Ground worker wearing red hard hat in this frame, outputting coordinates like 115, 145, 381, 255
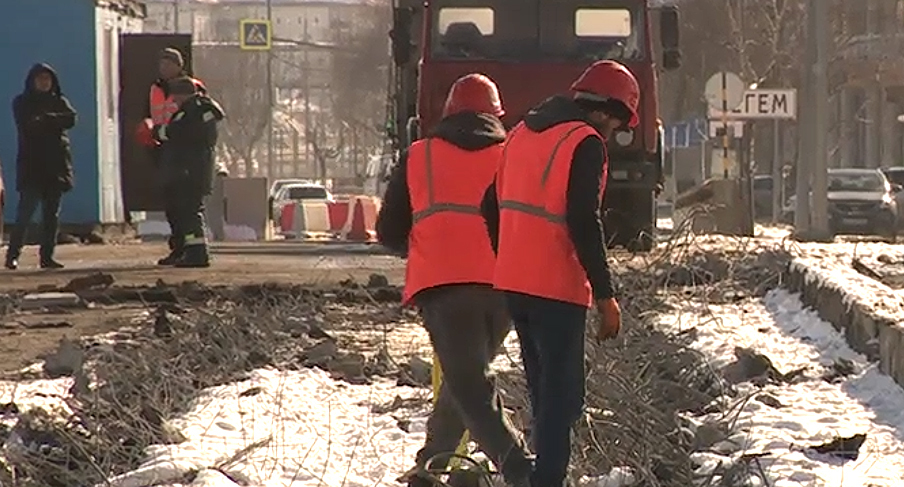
480, 60, 638, 487
377, 74, 533, 487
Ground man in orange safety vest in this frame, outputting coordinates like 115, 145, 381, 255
481, 60, 638, 487
377, 74, 533, 487
142, 48, 206, 266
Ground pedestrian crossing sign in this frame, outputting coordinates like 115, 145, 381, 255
240, 19, 272, 51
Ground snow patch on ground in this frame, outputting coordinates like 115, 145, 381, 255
103, 368, 428, 487
660, 289, 904, 486
0, 377, 72, 415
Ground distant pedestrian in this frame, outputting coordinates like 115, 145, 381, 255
142, 47, 206, 266
152, 76, 224, 267
4, 63, 76, 270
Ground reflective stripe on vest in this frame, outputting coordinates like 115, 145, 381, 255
493, 121, 603, 308
403, 137, 501, 303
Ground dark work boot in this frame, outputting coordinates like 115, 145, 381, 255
174, 245, 210, 268
40, 259, 64, 270
4, 256, 17, 270
157, 249, 184, 266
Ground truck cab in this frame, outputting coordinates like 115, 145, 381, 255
389, 0, 680, 251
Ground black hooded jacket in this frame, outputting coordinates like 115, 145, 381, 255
376, 112, 506, 254
480, 95, 615, 300
154, 93, 226, 195
12, 63, 77, 193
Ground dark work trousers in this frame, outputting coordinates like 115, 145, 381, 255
6, 188, 63, 262
172, 186, 208, 247
504, 292, 587, 487
163, 186, 185, 254
152, 146, 182, 254
415, 284, 533, 485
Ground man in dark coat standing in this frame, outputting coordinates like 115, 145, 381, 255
153, 77, 224, 268
5, 63, 76, 270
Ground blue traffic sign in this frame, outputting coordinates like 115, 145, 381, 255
240, 19, 272, 50
664, 118, 707, 148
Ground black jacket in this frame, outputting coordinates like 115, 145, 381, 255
376, 112, 507, 255
480, 96, 615, 300
154, 93, 225, 194
12, 63, 77, 193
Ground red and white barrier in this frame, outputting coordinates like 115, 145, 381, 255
340, 196, 380, 242
327, 200, 351, 233
278, 200, 332, 239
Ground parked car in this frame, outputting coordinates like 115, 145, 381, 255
270, 178, 309, 199
827, 168, 899, 240
272, 183, 334, 223
781, 168, 900, 240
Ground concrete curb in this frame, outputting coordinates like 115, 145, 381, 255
784, 260, 904, 388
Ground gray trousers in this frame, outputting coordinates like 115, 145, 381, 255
414, 284, 533, 485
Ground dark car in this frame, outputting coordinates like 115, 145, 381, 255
827, 168, 899, 240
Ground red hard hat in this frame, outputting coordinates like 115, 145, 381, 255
442, 73, 504, 118
570, 60, 640, 128
135, 118, 157, 147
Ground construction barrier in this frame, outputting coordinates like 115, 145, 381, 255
340, 196, 380, 242
327, 200, 351, 233
278, 200, 332, 239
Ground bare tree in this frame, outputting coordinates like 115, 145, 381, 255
195, 46, 270, 176
328, 4, 392, 180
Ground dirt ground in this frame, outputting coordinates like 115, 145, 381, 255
0, 241, 405, 373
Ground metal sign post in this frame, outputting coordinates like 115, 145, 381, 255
704, 72, 744, 179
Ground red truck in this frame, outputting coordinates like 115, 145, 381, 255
389, 0, 680, 251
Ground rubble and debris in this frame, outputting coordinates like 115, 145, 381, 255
805, 433, 868, 461
62, 272, 115, 292
19, 292, 82, 311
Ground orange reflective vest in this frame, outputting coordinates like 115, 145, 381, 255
404, 137, 502, 303
149, 77, 204, 125
493, 121, 605, 308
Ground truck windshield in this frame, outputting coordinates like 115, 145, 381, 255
430, 0, 645, 62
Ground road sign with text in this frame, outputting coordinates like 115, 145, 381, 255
708, 89, 797, 120
240, 19, 272, 50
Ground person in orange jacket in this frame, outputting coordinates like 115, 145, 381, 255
141, 48, 206, 266
480, 60, 636, 487
377, 74, 533, 487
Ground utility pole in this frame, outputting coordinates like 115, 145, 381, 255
172, 0, 179, 33
266, 0, 274, 178
771, 120, 782, 223
304, 17, 313, 179
809, 0, 830, 237
793, 0, 815, 236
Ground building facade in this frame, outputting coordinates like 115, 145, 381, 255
835, 0, 904, 168
0, 0, 143, 226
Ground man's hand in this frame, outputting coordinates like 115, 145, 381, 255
594, 297, 622, 342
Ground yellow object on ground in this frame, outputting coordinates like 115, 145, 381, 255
432, 352, 471, 468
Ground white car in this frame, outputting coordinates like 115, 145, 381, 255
273, 183, 334, 223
